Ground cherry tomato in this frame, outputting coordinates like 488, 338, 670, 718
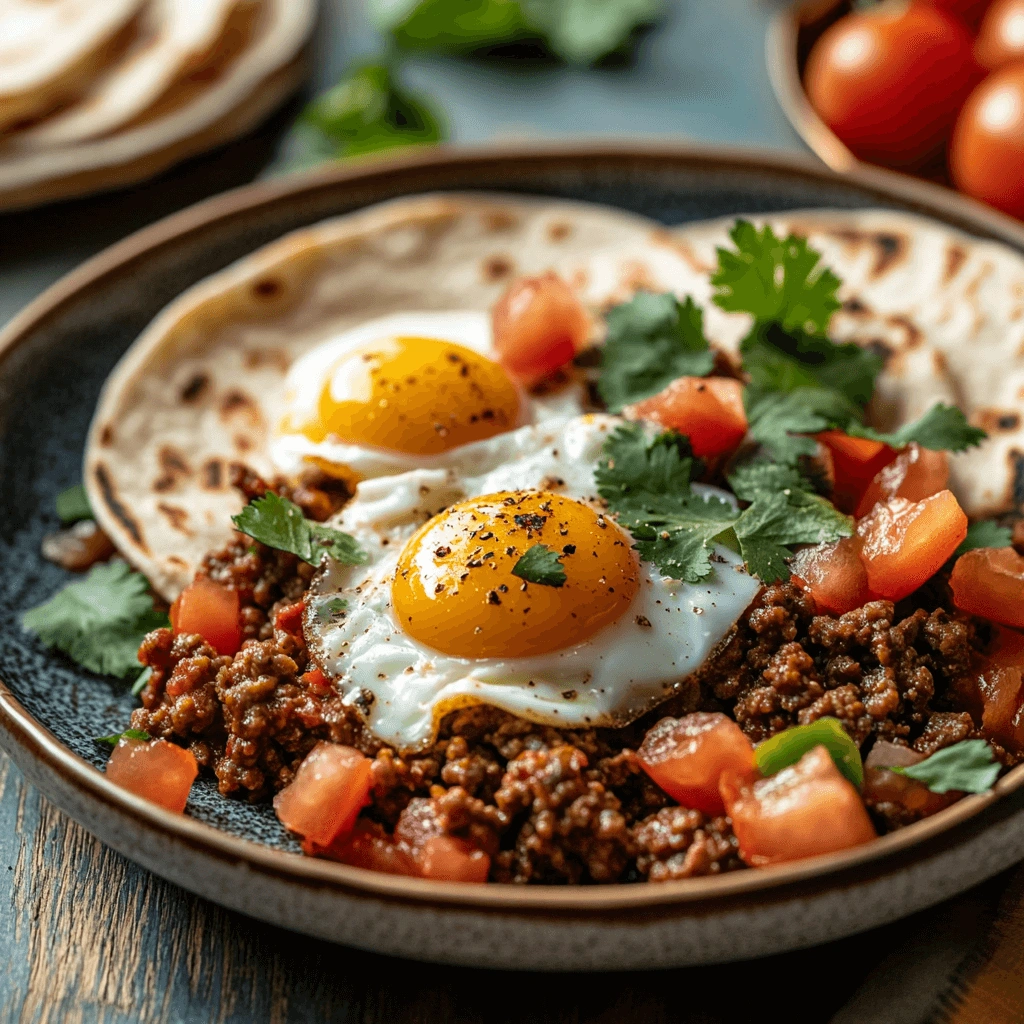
790, 536, 874, 616
921, 0, 992, 30
273, 742, 372, 848
720, 746, 876, 867
637, 713, 756, 816
817, 431, 896, 513
976, 0, 1024, 68
492, 272, 591, 386
105, 737, 198, 813
950, 65, 1024, 219
170, 577, 242, 656
626, 376, 748, 458
805, 4, 980, 169
857, 490, 968, 600
951, 545, 1024, 627
854, 443, 949, 518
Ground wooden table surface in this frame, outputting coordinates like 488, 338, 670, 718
2, 2, 1017, 1021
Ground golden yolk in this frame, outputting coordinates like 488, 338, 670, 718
294, 337, 521, 455
392, 491, 640, 659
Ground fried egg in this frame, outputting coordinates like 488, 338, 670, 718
304, 415, 762, 751
270, 311, 584, 481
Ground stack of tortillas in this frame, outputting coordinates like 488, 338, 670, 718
0, 0, 316, 210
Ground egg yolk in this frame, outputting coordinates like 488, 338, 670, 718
293, 336, 522, 455
392, 491, 640, 659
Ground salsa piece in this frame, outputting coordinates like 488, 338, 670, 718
170, 576, 242, 657
856, 490, 968, 601
394, 798, 491, 883
720, 745, 876, 867
818, 431, 896, 514
626, 376, 747, 458
273, 742, 372, 848
105, 737, 198, 813
492, 272, 591, 386
861, 740, 959, 821
790, 536, 873, 616
854, 444, 949, 518
314, 821, 418, 876
637, 713, 756, 816
970, 626, 1024, 754
754, 717, 864, 787
951, 546, 1024, 630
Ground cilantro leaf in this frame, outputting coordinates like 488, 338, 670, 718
597, 292, 714, 412
56, 484, 92, 524
232, 492, 366, 567
847, 403, 987, 453
22, 562, 168, 679
521, 0, 663, 64
893, 739, 1000, 794
512, 544, 567, 587
744, 386, 860, 464
95, 729, 151, 747
712, 220, 842, 338
955, 520, 1014, 557
727, 459, 811, 502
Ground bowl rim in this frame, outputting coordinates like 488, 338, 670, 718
4, 137, 1024, 913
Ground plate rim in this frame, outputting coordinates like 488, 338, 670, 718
4, 138, 1024, 914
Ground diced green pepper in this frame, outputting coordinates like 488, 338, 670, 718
754, 717, 863, 788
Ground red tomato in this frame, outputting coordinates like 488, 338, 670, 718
105, 737, 198, 813
817, 431, 897, 514
301, 666, 332, 694
170, 577, 242, 657
492, 272, 591, 386
311, 822, 418, 876
720, 745, 876, 867
922, 0, 992, 30
790, 536, 874, 616
394, 798, 491, 883
976, 0, 1024, 68
950, 65, 1024, 219
951, 545, 1024, 627
274, 600, 305, 635
637, 713, 756, 815
971, 625, 1024, 752
273, 742, 372, 848
856, 490, 968, 600
854, 443, 949, 518
804, 4, 980, 169
626, 377, 748, 458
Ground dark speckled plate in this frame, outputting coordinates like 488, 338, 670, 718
3, 143, 1024, 970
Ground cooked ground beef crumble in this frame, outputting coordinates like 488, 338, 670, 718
130, 503, 1000, 883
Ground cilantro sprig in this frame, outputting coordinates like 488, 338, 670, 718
596, 424, 851, 583
22, 562, 168, 679
232, 492, 367, 567
892, 739, 1000, 794
955, 520, 1013, 557
512, 544, 567, 587
56, 484, 93, 525
95, 729, 151, 747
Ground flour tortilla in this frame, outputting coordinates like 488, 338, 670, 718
84, 193, 715, 601
0, 0, 145, 132
13, 0, 241, 148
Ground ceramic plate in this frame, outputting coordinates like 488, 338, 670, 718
3, 142, 1024, 970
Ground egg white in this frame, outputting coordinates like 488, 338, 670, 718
304, 415, 763, 751
270, 311, 585, 479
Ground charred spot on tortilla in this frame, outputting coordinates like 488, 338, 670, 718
1010, 450, 1024, 512
153, 445, 191, 492
977, 409, 1022, 434
620, 260, 657, 293
167, 555, 188, 568
886, 314, 923, 351
482, 255, 514, 282
202, 459, 223, 490
482, 210, 517, 232
234, 435, 253, 453
93, 463, 146, 552
842, 297, 870, 317
180, 373, 210, 403
219, 389, 262, 427
547, 221, 572, 242
827, 227, 908, 279
252, 277, 283, 300
157, 503, 192, 536
243, 348, 290, 372
99, 424, 114, 447
944, 244, 968, 284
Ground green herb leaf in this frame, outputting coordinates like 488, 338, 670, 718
131, 665, 153, 697
755, 718, 864, 787
317, 597, 349, 622
893, 739, 1000, 794
232, 492, 366, 567
521, 0, 663, 64
597, 292, 715, 412
847, 403, 987, 453
727, 459, 812, 503
22, 562, 168, 679
955, 520, 1014, 557
55, 484, 93, 524
512, 544, 567, 587
743, 385, 860, 464
95, 728, 151, 747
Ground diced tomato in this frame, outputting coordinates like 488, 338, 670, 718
862, 741, 958, 819
273, 742, 372, 848
310, 821, 419, 876
492, 272, 591, 386
105, 737, 198, 813
301, 666, 332, 694
970, 626, 1024, 753
393, 797, 492, 883
720, 745, 876, 867
170, 577, 242, 656
951, 546, 1024, 629
854, 444, 949, 518
626, 376, 748, 458
790, 536, 874, 615
817, 431, 896, 514
274, 600, 305, 635
856, 490, 968, 601
637, 713, 756, 815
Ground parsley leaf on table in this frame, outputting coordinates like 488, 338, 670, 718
955, 520, 1014, 557
892, 739, 1001, 794
512, 544, 567, 587
22, 562, 168, 679
597, 292, 715, 412
55, 484, 93, 525
232, 492, 367, 567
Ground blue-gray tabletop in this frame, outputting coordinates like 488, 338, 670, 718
0, 2, 1014, 1021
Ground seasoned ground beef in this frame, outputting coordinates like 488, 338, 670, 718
632, 807, 743, 881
